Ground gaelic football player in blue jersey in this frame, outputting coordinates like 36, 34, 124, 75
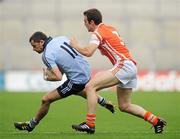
14, 31, 115, 132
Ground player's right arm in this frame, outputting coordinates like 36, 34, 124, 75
43, 50, 62, 81
43, 67, 62, 81
70, 37, 98, 57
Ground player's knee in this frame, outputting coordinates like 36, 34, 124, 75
118, 103, 129, 112
41, 95, 51, 104
85, 83, 95, 92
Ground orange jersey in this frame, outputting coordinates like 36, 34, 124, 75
90, 23, 136, 65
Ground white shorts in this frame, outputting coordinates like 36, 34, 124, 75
110, 60, 137, 88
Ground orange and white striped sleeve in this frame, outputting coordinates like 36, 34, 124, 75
89, 31, 102, 46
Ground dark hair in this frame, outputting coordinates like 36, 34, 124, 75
83, 8, 102, 25
29, 31, 47, 43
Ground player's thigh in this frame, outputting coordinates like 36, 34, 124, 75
112, 60, 137, 86
75, 90, 86, 98
44, 89, 62, 103
116, 87, 132, 106
88, 70, 120, 91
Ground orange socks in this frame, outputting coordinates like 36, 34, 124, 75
144, 111, 158, 126
86, 113, 96, 127
86, 112, 158, 127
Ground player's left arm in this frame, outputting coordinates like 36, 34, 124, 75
43, 67, 62, 81
70, 37, 98, 57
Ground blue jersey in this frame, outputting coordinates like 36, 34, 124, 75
42, 36, 90, 84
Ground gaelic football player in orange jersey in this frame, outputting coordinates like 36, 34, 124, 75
71, 8, 166, 134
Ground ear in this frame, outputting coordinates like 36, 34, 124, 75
40, 40, 45, 45
90, 20, 95, 25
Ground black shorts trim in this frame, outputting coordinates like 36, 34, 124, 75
57, 79, 86, 98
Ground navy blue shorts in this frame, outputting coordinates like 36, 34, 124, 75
57, 79, 86, 98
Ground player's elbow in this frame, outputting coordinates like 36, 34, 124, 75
54, 70, 62, 81
57, 76, 62, 81
53, 75, 62, 81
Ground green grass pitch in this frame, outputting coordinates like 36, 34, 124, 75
0, 91, 180, 139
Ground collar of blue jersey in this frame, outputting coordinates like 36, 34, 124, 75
43, 36, 53, 50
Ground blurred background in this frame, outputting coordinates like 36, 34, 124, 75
0, 0, 180, 92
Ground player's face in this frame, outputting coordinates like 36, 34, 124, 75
84, 16, 95, 32
30, 40, 44, 54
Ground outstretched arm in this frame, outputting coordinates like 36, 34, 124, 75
70, 37, 98, 57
